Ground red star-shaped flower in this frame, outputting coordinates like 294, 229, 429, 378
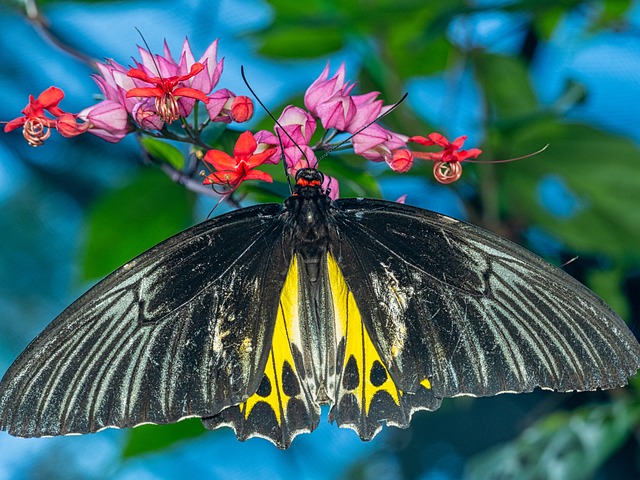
203, 131, 276, 187
4, 87, 68, 146
409, 133, 482, 163
126, 63, 208, 123
409, 132, 482, 184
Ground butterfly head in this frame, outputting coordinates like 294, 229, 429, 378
293, 168, 325, 197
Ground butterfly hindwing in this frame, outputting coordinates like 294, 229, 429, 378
331, 198, 640, 399
203, 256, 320, 449
326, 254, 441, 440
0, 204, 291, 437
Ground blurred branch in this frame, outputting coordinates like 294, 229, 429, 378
23, 0, 97, 67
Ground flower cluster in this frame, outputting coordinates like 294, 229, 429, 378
4, 38, 482, 199
4, 39, 253, 146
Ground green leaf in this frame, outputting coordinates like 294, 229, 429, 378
598, 0, 632, 27
321, 155, 382, 198
587, 266, 629, 320
139, 137, 186, 170
81, 168, 195, 281
259, 25, 345, 58
467, 401, 640, 480
501, 121, 640, 262
385, 6, 451, 78
474, 53, 539, 119
122, 419, 207, 459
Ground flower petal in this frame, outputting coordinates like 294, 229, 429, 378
126, 87, 165, 98
172, 87, 209, 103
36, 86, 65, 110
203, 150, 238, 170
243, 169, 273, 183
246, 148, 278, 168
233, 131, 258, 159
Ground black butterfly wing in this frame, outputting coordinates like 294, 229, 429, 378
0, 204, 291, 437
330, 198, 640, 401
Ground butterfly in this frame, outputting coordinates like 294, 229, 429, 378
1, 167, 639, 449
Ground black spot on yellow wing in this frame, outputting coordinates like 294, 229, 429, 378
255, 373, 271, 398
326, 254, 440, 440
282, 361, 301, 397
343, 355, 359, 390
370, 360, 388, 387
202, 257, 319, 448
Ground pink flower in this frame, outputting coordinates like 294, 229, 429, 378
303, 62, 410, 171
205, 89, 254, 123
203, 131, 276, 187
77, 100, 130, 143
304, 63, 356, 130
254, 106, 318, 172
126, 63, 208, 123
92, 38, 224, 129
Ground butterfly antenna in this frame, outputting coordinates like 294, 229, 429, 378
241, 66, 311, 171
275, 128, 294, 192
135, 27, 163, 78
317, 92, 409, 161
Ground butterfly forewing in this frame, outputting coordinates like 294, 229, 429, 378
0, 204, 291, 437
331, 198, 640, 398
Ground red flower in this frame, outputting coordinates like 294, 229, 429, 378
230, 96, 254, 123
409, 133, 482, 163
203, 131, 276, 187
126, 63, 209, 123
4, 87, 69, 146
409, 132, 482, 184
388, 149, 414, 173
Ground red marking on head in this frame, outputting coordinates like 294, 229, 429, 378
296, 178, 321, 187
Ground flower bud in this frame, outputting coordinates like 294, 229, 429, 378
230, 96, 254, 123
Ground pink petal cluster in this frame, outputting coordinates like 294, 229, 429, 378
92, 38, 250, 132
255, 106, 318, 171
304, 63, 408, 171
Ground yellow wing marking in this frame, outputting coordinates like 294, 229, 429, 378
240, 257, 300, 425
327, 254, 401, 414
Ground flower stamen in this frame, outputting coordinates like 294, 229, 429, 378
155, 93, 180, 124
433, 161, 462, 184
23, 118, 52, 147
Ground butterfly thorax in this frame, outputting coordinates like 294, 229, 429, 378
284, 168, 336, 282
281, 168, 340, 403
